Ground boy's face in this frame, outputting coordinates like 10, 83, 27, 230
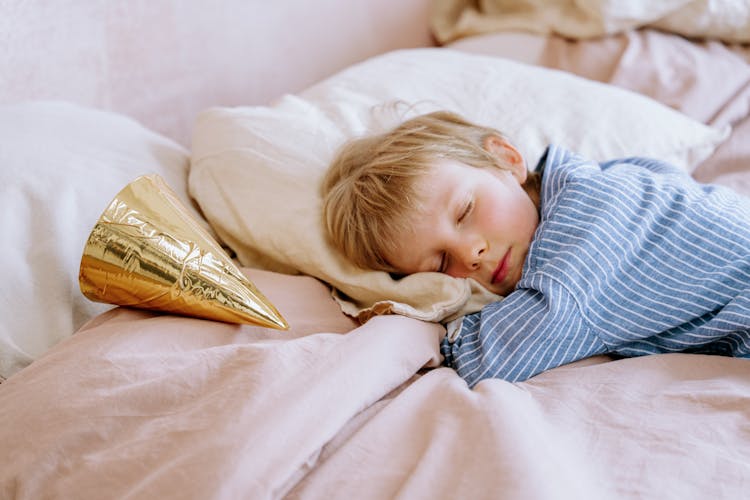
385, 156, 539, 296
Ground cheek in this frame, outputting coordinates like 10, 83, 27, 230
478, 196, 515, 228
478, 190, 536, 235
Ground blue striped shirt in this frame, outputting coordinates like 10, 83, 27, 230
442, 145, 750, 387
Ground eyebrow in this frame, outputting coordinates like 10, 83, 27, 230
414, 178, 466, 273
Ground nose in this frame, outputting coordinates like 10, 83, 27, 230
455, 236, 486, 272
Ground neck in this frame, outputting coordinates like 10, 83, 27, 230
523, 171, 542, 211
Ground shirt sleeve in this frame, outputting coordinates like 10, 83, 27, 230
444, 282, 607, 387
536, 146, 750, 357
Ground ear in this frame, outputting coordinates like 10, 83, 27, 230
483, 135, 527, 183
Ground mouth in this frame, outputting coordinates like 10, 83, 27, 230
491, 250, 511, 285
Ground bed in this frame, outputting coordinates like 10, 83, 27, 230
2, 1, 750, 498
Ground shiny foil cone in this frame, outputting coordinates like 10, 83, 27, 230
79, 174, 288, 330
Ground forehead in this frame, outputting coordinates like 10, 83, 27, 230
385, 159, 472, 270
417, 157, 471, 195
405, 160, 461, 219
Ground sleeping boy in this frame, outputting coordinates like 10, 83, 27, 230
321, 110, 750, 387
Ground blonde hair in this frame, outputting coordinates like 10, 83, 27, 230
321, 110, 527, 273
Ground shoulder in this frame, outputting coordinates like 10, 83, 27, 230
538, 146, 690, 186
537, 146, 695, 218
536, 145, 643, 214
600, 155, 689, 178
537, 145, 600, 192
535, 145, 603, 224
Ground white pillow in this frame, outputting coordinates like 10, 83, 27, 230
0, 101, 200, 380
189, 48, 728, 324
431, 0, 750, 43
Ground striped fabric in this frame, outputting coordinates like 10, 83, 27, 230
442, 145, 750, 387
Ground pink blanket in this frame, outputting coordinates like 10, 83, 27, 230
2, 269, 750, 499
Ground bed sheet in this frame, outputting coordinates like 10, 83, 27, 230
2, 269, 750, 499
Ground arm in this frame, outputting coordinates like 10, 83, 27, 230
444, 286, 606, 387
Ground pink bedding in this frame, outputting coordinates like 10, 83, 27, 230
4, 27, 750, 500
2, 269, 749, 498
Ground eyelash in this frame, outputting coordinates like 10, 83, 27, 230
437, 199, 474, 273
458, 199, 473, 224
438, 252, 447, 273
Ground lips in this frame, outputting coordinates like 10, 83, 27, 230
491, 250, 511, 285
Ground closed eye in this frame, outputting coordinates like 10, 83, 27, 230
458, 199, 473, 224
437, 252, 447, 273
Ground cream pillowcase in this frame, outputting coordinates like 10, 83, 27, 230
431, 0, 750, 44
189, 48, 728, 324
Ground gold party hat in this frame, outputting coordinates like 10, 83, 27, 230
79, 174, 288, 329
